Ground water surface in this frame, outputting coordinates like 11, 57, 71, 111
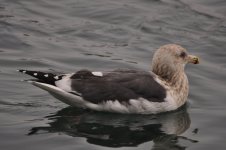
1, 0, 226, 150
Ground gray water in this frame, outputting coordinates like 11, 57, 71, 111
1, 0, 226, 149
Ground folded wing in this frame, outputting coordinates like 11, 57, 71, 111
60, 69, 167, 104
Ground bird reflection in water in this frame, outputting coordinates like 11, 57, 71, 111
28, 105, 198, 149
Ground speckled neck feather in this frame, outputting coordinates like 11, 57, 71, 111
152, 64, 184, 85
152, 64, 189, 107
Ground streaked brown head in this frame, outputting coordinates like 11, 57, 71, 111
151, 44, 199, 80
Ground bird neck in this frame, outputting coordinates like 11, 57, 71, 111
152, 63, 189, 107
154, 66, 189, 107
152, 64, 186, 87
171, 72, 189, 108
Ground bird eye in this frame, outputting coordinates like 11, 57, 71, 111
180, 52, 186, 58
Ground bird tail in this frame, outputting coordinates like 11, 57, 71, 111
17, 69, 61, 85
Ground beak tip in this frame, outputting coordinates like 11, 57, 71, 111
194, 57, 199, 64
187, 55, 200, 64
193, 58, 199, 64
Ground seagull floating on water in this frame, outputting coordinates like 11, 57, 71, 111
18, 44, 199, 114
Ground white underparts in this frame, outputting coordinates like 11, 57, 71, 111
84, 97, 178, 114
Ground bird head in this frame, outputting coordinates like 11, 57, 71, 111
151, 44, 199, 80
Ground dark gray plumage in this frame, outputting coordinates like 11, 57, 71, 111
70, 69, 166, 104
18, 69, 166, 104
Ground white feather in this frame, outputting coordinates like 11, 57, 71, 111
92, 72, 103, 77
55, 74, 72, 92
30, 81, 86, 107
54, 76, 59, 80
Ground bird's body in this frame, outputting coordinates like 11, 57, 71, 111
18, 44, 199, 114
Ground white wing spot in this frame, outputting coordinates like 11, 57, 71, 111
44, 74, 49, 77
34, 73, 38, 76
92, 72, 103, 77
22, 71, 26, 73
54, 76, 59, 80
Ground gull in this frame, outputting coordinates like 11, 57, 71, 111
18, 44, 199, 114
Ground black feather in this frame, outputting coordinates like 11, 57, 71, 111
17, 69, 62, 85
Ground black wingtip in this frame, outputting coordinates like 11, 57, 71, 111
17, 69, 63, 85
17, 69, 27, 73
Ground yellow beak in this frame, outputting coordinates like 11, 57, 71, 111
187, 55, 199, 64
